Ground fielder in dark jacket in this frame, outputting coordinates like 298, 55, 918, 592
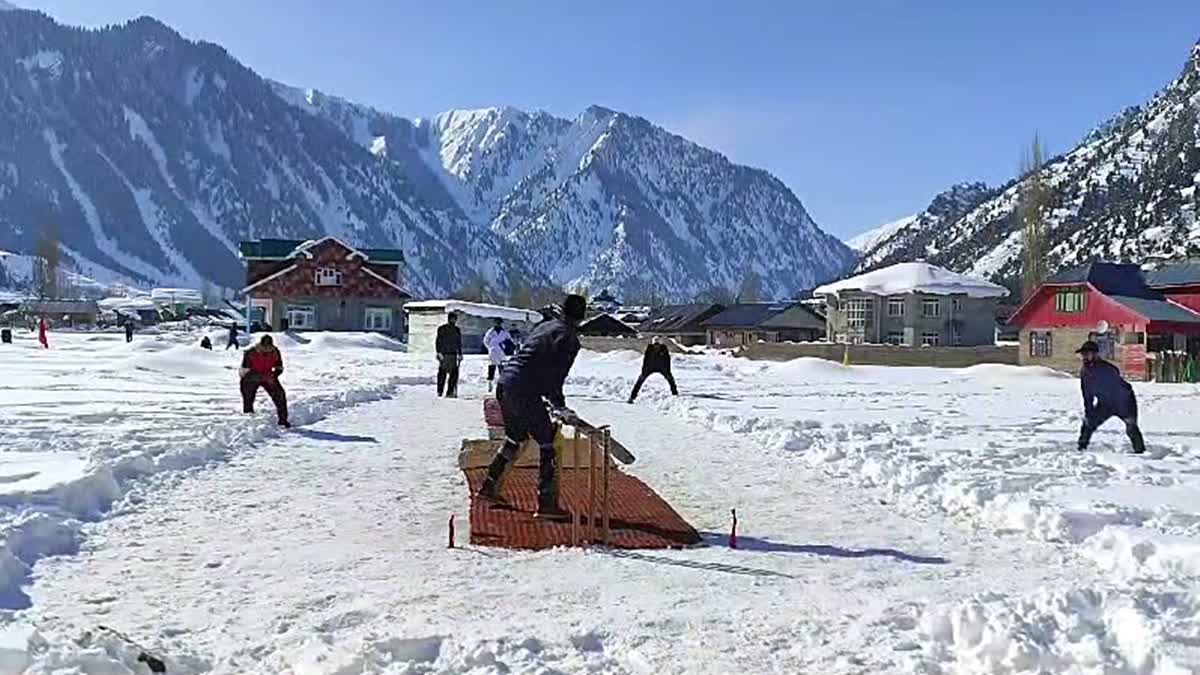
477, 294, 587, 520
435, 312, 463, 398
628, 336, 677, 403
1077, 340, 1146, 454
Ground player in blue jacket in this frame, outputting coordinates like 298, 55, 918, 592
1076, 340, 1146, 454
476, 294, 587, 520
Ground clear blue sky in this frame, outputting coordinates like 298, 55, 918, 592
17, 0, 1200, 238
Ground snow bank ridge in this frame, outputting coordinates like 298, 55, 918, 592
0, 373, 427, 612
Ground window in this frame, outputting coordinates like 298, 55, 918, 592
1122, 332, 1145, 345
1055, 289, 1086, 313
315, 267, 344, 286
951, 324, 963, 346
887, 297, 905, 317
286, 305, 315, 330
1030, 331, 1052, 357
365, 307, 392, 331
886, 331, 904, 346
921, 331, 941, 347
922, 298, 941, 317
952, 298, 963, 313
845, 298, 872, 329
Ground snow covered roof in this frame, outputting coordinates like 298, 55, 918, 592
814, 262, 1009, 299
98, 297, 159, 311
151, 288, 204, 303
403, 300, 542, 323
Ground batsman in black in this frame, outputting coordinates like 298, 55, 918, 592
476, 295, 587, 520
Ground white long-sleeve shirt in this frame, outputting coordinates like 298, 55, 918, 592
482, 327, 513, 365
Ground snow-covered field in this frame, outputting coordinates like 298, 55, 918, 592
1, 332, 1199, 673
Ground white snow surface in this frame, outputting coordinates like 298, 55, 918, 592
816, 261, 1011, 298
845, 214, 918, 252
2, 338, 1199, 672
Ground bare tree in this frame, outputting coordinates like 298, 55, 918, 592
453, 273, 488, 303
200, 280, 218, 308
694, 285, 735, 306
33, 224, 62, 299
529, 284, 564, 309
506, 270, 533, 308
1019, 133, 1050, 299
736, 272, 763, 303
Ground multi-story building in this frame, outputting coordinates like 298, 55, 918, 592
815, 262, 1008, 346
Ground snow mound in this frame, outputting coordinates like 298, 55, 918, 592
297, 332, 408, 353
814, 262, 1010, 298
772, 356, 863, 379
916, 587, 1200, 674
957, 363, 1074, 380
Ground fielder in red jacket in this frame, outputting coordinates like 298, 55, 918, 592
240, 334, 290, 427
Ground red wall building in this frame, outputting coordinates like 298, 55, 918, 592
1009, 262, 1200, 380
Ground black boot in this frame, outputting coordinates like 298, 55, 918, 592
476, 448, 514, 507
533, 444, 568, 521
1126, 421, 1147, 455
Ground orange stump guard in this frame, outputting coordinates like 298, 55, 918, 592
464, 467, 701, 550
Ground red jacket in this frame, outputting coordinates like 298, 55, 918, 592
241, 346, 282, 378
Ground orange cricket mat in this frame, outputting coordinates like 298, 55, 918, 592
463, 466, 702, 550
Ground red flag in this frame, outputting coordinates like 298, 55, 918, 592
37, 318, 48, 349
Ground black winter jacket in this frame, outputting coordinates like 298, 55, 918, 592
498, 318, 580, 407
642, 343, 671, 372
436, 323, 462, 356
1081, 359, 1136, 418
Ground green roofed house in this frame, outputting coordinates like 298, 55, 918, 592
239, 237, 410, 335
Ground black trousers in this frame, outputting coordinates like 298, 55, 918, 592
1079, 403, 1146, 453
437, 355, 460, 397
483, 390, 557, 505
241, 375, 288, 424
629, 368, 678, 401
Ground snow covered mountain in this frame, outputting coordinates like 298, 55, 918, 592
854, 182, 999, 272
0, 10, 538, 299
857, 40, 1200, 285
276, 90, 856, 301
0, 8, 853, 301
845, 215, 917, 252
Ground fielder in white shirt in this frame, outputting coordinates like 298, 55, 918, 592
482, 318, 515, 392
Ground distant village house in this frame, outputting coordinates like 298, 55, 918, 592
703, 302, 826, 347
240, 237, 410, 335
638, 303, 726, 346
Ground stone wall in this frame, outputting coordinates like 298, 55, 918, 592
1019, 327, 1090, 374
580, 336, 693, 354
740, 342, 1018, 367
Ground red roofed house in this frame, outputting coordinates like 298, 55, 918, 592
239, 237, 411, 335
1008, 261, 1200, 380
